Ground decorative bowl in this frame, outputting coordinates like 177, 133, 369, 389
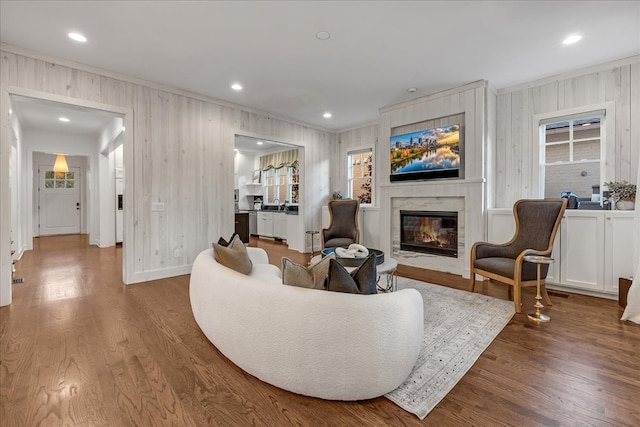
321, 247, 384, 267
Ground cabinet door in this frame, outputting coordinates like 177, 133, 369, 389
487, 209, 515, 244
257, 212, 273, 237
559, 213, 604, 292
603, 213, 635, 294
273, 213, 287, 239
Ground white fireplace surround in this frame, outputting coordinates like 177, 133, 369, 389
380, 180, 485, 278
394, 197, 463, 257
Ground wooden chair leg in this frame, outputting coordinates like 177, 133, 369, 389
469, 272, 476, 292
513, 284, 522, 313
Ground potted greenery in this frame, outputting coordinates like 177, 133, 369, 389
605, 180, 636, 210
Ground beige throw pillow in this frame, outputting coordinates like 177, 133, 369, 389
212, 234, 252, 275
282, 253, 336, 289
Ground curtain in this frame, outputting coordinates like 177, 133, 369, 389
259, 149, 298, 170
621, 149, 640, 323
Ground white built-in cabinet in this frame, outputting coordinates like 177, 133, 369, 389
487, 209, 634, 298
257, 212, 274, 237
273, 213, 287, 240
257, 211, 289, 240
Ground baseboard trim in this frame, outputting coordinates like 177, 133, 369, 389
129, 265, 193, 284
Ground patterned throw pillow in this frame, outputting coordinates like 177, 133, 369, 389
282, 253, 336, 289
212, 234, 252, 274
326, 254, 378, 295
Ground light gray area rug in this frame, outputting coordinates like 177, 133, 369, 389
385, 278, 514, 420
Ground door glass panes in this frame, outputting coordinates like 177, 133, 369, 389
45, 170, 75, 190
542, 115, 602, 200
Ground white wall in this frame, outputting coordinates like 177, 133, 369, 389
234, 150, 257, 211
494, 56, 640, 207
334, 123, 380, 249
98, 117, 124, 248
8, 112, 23, 259
1, 47, 335, 305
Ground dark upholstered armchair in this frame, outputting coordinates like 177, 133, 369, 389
469, 198, 567, 313
322, 199, 360, 248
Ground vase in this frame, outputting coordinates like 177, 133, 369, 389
616, 200, 635, 210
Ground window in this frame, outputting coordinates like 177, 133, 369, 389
44, 170, 75, 189
541, 113, 603, 200
347, 149, 373, 204
262, 162, 298, 204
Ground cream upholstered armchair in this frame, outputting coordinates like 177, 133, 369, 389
322, 199, 360, 248
469, 198, 567, 313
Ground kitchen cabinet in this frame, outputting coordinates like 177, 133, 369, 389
273, 213, 287, 240
257, 212, 274, 237
487, 209, 634, 298
257, 211, 293, 241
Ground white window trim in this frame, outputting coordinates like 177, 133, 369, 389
346, 145, 375, 206
533, 102, 615, 198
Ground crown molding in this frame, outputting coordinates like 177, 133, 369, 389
497, 55, 640, 94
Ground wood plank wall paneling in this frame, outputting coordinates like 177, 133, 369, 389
0, 49, 335, 302
333, 123, 378, 200
373, 81, 493, 277
495, 60, 640, 207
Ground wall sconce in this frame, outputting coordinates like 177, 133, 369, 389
53, 154, 69, 173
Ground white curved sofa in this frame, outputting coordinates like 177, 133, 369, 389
189, 247, 424, 401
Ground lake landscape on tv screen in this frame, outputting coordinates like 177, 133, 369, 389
390, 124, 460, 178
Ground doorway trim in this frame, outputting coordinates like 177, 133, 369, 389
1, 86, 135, 306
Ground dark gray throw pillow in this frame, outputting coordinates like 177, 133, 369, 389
326, 254, 378, 295
217, 232, 239, 247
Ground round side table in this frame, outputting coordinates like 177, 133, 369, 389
523, 255, 554, 323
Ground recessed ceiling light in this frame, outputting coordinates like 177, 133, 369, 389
68, 32, 87, 43
231, 83, 243, 91
563, 34, 582, 45
316, 31, 331, 40
407, 87, 417, 93
323, 112, 332, 118
256, 141, 263, 145
59, 117, 70, 122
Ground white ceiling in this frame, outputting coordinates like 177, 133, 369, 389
1, 1, 639, 131
10, 95, 120, 137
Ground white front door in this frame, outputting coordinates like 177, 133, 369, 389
39, 165, 81, 236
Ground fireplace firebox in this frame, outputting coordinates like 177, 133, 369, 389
400, 210, 458, 257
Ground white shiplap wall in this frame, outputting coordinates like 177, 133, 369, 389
0, 47, 335, 306
372, 81, 496, 277
494, 56, 640, 208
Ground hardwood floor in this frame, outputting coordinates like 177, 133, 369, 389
1, 235, 639, 426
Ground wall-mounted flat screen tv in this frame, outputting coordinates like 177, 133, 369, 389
390, 124, 461, 182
